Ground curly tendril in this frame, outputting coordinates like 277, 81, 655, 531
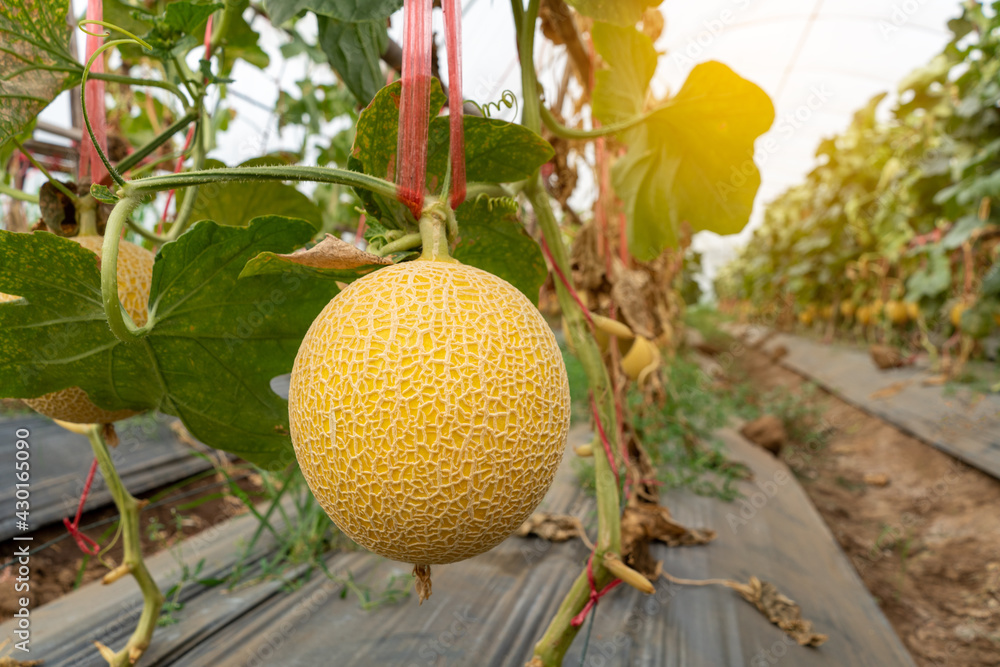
467, 90, 519, 120
79, 19, 153, 48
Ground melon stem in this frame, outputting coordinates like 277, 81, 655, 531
77, 423, 164, 667
418, 201, 458, 263
78, 195, 98, 237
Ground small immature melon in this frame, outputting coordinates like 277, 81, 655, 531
950, 302, 968, 329
289, 259, 571, 565
0, 235, 154, 423
884, 300, 909, 326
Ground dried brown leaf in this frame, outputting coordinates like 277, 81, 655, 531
39, 180, 77, 234
276, 234, 391, 271
621, 502, 715, 578
732, 576, 829, 647
870, 381, 908, 401
863, 472, 890, 487
516, 512, 589, 546
538, 0, 592, 89
869, 344, 906, 370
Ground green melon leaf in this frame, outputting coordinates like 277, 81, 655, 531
592, 23, 774, 260
181, 157, 323, 229
452, 197, 547, 305
0, 0, 82, 145
350, 80, 553, 224
427, 116, 555, 186
317, 16, 388, 106
163, 1, 222, 33
905, 248, 952, 301
0, 218, 341, 468
265, 0, 403, 26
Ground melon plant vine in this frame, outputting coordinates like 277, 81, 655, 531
0, 0, 773, 664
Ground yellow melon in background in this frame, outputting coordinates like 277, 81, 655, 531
950, 302, 968, 328
288, 259, 571, 566
1, 235, 154, 423
884, 300, 909, 326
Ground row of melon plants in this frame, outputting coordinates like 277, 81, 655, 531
716, 1, 1000, 373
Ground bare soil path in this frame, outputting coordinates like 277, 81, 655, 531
732, 344, 1000, 666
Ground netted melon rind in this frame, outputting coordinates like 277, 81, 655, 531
1, 236, 154, 424
289, 260, 571, 565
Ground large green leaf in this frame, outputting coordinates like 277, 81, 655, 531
905, 248, 951, 301
0, 0, 81, 145
0, 218, 342, 468
182, 158, 323, 229
593, 23, 774, 260
317, 16, 388, 106
427, 116, 555, 188
452, 197, 547, 305
566, 0, 660, 26
350, 80, 553, 224
591, 22, 657, 126
265, 0, 403, 25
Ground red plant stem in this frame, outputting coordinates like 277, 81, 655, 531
396, 0, 434, 219
81, 0, 108, 185
355, 213, 367, 245
63, 457, 101, 555
540, 236, 594, 328
443, 0, 466, 209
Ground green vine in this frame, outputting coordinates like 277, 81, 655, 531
512, 1, 630, 663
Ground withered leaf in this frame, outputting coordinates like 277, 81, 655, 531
273, 234, 391, 270
239, 233, 392, 281
732, 576, 829, 647
516, 512, 588, 544
869, 344, 906, 370
622, 501, 715, 578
